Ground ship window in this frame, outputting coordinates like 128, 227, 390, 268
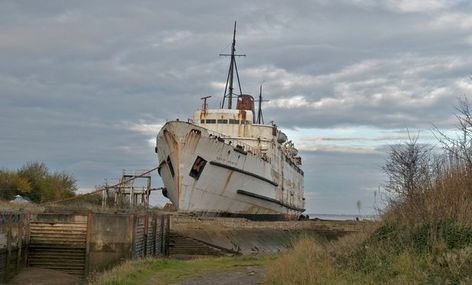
229, 119, 240, 124
200, 120, 205, 124
205, 119, 216, 124
189, 156, 207, 179
217, 119, 228, 124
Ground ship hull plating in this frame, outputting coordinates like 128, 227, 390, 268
156, 121, 305, 220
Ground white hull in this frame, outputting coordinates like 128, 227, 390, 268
156, 121, 305, 220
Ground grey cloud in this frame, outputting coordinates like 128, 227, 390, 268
1, 0, 471, 214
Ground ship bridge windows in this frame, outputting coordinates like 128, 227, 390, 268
201, 118, 248, 125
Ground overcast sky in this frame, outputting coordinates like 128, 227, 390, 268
1, 0, 471, 215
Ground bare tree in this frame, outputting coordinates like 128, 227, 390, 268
435, 97, 472, 170
383, 136, 432, 198
382, 135, 433, 223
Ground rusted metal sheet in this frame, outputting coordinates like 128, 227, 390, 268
28, 218, 87, 275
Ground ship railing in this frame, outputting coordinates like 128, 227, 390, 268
205, 129, 269, 157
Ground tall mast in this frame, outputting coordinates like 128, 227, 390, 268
220, 21, 245, 109
228, 22, 236, 109
256, 84, 268, 124
257, 85, 263, 124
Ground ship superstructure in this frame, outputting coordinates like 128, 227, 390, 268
156, 23, 305, 220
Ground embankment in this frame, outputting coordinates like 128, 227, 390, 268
170, 216, 370, 255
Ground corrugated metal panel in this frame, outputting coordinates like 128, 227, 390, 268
155, 216, 164, 256
133, 216, 145, 258
161, 215, 170, 256
130, 214, 170, 258
146, 217, 155, 256
28, 221, 87, 275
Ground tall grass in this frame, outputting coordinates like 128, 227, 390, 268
265, 168, 472, 284
266, 107, 472, 284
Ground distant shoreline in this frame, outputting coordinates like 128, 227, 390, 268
308, 213, 378, 221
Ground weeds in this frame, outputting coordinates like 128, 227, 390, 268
266, 100, 472, 284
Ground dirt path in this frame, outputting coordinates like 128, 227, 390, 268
171, 266, 265, 285
7, 268, 81, 285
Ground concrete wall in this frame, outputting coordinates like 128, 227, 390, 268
170, 216, 367, 255
88, 213, 133, 273
26, 211, 169, 276
0, 211, 29, 282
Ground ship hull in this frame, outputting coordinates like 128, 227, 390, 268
156, 121, 304, 220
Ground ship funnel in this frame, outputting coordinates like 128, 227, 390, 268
236, 94, 255, 112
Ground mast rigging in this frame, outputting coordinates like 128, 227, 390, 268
220, 21, 245, 109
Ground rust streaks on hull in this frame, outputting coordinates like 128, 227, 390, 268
220, 170, 234, 195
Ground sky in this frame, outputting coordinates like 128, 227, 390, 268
1, 0, 472, 215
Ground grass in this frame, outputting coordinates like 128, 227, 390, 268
0, 200, 44, 211
88, 256, 273, 285
265, 224, 472, 285
265, 139, 472, 284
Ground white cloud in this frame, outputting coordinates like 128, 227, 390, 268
54, 11, 81, 23
298, 144, 380, 154
151, 30, 193, 47
430, 12, 472, 30
387, 0, 449, 13
122, 121, 165, 136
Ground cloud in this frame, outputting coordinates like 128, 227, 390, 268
386, 0, 450, 13
1, 0, 471, 214
298, 144, 380, 154
255, 55, 472, 129
430, 12, 472, 30
122, 121, 165, 136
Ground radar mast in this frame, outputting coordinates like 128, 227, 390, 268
220, 21, 245, 109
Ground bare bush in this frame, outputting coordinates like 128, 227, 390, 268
382, 135, 434, 225
383, 99, 472, 227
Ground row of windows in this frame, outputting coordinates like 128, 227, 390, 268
200, 119, 251, 125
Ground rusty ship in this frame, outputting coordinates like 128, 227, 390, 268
155, 23, 305, 220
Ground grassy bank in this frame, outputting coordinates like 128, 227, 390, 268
266, 135, 472, 284
265, 222, 472, 284
88, 256, 273, 285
